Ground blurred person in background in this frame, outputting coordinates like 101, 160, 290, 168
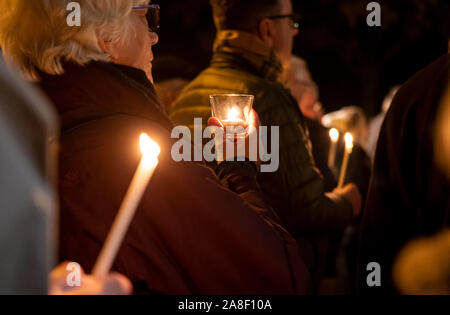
393, 229, 450, 295
284, 55, 323, 122
366, 86, 400, 162
0, 57, 131, 295
320, 105, 373, 294
322, 106, 369, 150
391, 77, 450, 295
152, 55, 201, 114
284, 55, 335, 192
0, 0, 310, 294
359, 53, 450, 295
321, 106, 371, 200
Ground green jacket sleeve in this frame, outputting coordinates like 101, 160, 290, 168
255, 85, 353, 235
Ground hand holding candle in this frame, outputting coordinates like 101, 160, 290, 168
92, 133, 160, 278
337, 132, 353, 189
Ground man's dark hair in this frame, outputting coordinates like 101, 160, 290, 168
210, 0, 281, 32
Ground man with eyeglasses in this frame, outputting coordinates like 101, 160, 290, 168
172, 0, 362, 290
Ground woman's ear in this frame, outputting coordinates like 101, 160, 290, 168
258, 19, 275, 48
98, 38, 118, 60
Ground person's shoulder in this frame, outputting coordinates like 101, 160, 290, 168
395, 54, 449, 102
172, 64, 289, 118
381, 54, 450, 150
184, 65, 279, 94
171, 65, 273, 113
60, 114, 172, 160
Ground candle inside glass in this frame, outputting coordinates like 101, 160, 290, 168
210, 94, 254, 138
221, 107, 246, 136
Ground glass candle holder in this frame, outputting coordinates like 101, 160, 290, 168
210, 94, 254, 138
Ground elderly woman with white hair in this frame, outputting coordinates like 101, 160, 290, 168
0, 0, 310, 294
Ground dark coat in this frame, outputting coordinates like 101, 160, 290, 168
37, 62, 310, 294
359, 54, 450, 294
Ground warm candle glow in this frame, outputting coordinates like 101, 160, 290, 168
227, 107, 241, 121
345, 133, 354, 151
329, 128, 339, 142
338, 132, 354, 188
328, 128, 339, 169
140, 133, 160, 160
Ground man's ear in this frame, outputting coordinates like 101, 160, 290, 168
258, 19, 275, 48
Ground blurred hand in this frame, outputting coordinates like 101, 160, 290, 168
208, 109, 261, 163
49, 262, 132, 295
334, 183, 362, 217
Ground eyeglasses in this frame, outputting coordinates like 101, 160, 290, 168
132, 4, 160, 32
266, 14, 301, 30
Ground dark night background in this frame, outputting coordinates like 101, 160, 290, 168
152, 0, 450, 117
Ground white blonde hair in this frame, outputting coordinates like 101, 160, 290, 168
0, 0, 149, 80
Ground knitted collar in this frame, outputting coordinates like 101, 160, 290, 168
213, 30, 283, 82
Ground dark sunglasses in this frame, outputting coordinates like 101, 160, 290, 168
266, 13, 301, 30
132, 4, 160, 32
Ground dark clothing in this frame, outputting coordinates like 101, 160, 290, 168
305, 118, 371, 200
37, 61, 310, 294
335, 141, 372, 204
304, 118, 337, 192
305, 118, 371, 290
172, 31, 353, 236
359, 54, 450, 294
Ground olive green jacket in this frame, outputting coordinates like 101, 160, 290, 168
171, 33, 352, 235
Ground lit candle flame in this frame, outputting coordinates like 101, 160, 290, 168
329, 128, 339, 142
344, 132, 354, 150
140, 133, 160, 164
227, 107, 240, 121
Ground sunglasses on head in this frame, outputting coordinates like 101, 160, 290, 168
132, 4, 160, 32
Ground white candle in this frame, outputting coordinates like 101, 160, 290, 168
328, 128, 340, 169
337, 133, 353, 188
92, 133, 160, 277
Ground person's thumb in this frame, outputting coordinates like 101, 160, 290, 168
207, 117, 223, 128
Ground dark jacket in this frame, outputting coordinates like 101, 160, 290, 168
359, 54, 450, 294
172, 46, 353, 236
304, 118, 338, 192
37, 61, 310, 295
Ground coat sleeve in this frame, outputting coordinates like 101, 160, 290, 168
254, 87, 354, 235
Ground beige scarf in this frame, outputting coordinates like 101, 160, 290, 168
213, 30, 283, 82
